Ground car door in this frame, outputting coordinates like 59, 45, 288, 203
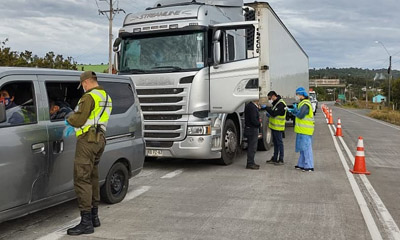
0, 75, 48, 211
209, 22, 259, 113
38, 75, 80, 197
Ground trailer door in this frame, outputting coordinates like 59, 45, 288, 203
209, 22, 259, 113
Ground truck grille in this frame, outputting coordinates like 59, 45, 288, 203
144, 115, 182, 121
145, 125, 181, 131
145, 133, 180, 138
141, 106, 182, 112
146, 141, 174, 148
139, 97, 183, 103
136, 84, 189, 142
137, 88, 184, 95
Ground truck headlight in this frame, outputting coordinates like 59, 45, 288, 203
187, 125, 211, 136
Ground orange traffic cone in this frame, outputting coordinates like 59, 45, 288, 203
335, 118, 343, 136
350, 137, 370, 175
324, 107, 329, 118
328, 109, 334, 125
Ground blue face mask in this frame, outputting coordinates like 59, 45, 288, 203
3, 97, 11, 106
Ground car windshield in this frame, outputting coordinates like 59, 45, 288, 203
119, 32, 205, 73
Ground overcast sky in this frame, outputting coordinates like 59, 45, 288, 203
1, 0, 399, 70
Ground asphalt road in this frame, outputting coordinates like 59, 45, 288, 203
324, 102, 400, 234
0, 109, 389, 240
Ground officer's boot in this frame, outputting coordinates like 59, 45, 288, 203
91, 207, 101, 227
67, 211, 94, 235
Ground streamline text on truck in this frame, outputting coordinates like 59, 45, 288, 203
113, 0, 309, 164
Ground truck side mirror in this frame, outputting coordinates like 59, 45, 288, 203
113, 52, 120, 73
113, 38, 122, 52
213, 30, 222, 66
0, 103, 6, 123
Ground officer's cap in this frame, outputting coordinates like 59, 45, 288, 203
78, 71, 97, 89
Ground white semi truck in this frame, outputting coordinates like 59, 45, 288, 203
113, 0, 309, 164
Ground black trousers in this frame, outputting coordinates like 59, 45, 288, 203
245, 127, 258, 165
272, 129, 284, 161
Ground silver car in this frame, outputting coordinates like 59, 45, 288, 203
0, 68, 145, 223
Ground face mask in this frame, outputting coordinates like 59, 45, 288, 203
295, 95, 300, 101
268, 100, 273, 104
3, 97, 11, 106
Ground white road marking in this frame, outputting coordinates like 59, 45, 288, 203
337, 134, 400, 239
160, 169, 184, 179
337, 107, 400, 131
123, 185, 151, 202
327, 124, 383, 240
36, 217, 80, 240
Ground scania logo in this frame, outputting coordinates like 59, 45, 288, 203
131, 10, 192, 20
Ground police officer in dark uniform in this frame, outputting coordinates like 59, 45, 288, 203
244, 100, 261, 170
65, 71, 112, 235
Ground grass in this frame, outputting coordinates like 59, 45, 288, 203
76, 64, 108, 73
369, 109, 400, 126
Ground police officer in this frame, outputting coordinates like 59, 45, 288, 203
244, 100, 261, 170
265, 91, 287, 165
65, 71, 112, 235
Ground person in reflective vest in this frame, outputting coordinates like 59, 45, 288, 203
265, 91, 287, 165
293, 87, 314, 172
65, 71, 112, 235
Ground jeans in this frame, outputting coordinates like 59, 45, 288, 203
272, 130, 284, 161
245, 127, 258, 165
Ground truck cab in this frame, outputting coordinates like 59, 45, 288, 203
113, 0, 308, 164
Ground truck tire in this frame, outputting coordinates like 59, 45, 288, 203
220, 119, 238, 165
100, 162, 129, 204
258, 113, 272, 151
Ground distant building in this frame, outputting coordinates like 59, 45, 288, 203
372, 94, 386, 103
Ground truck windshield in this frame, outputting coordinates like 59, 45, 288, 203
119, 32, 205, 73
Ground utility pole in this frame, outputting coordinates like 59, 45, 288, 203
98, 0, 125, 74
389, 55, 392, 110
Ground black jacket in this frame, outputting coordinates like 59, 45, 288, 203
266, 95, 286, 117
245, 102, 260, 128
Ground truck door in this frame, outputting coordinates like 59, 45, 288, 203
209, 22, 259, 113
0, 76, 48, 211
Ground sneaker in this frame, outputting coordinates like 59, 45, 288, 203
294, 165, 303, 170
266, 157, 277, 164
274, 161, 284, 165
302, 168, 314, 172
246, 164, 260, 170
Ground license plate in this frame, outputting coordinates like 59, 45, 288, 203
147, 149, 163, 157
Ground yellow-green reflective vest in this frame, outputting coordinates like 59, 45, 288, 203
268, 99, 287, 131
294, 99, 314, 136
75, 89, 112, 137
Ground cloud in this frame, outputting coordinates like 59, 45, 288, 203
1, 0, 399, 69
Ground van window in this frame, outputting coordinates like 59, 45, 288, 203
0, 82, 37, 127
45, 82, 82, 121
101, 82, 135, 115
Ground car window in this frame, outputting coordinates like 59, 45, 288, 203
45, 82, 81, 121
101, 81, 135, 115
0, 81, 37, 128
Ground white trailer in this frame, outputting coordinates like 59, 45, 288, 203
113, 0, 308, 164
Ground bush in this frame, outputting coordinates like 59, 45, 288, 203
368, 110, 400, 126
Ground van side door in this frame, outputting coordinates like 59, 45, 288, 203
38, 75, 80, 197
0, 75, 48, 212
209, 22, 259, 113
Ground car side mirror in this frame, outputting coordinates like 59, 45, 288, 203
0, 103, 6, 123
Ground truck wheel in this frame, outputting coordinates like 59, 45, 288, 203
258, 113, 272, 151
220, 119, 238, 165
100, 162, 129, 204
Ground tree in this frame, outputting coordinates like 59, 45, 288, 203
0, 39, 77, 70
